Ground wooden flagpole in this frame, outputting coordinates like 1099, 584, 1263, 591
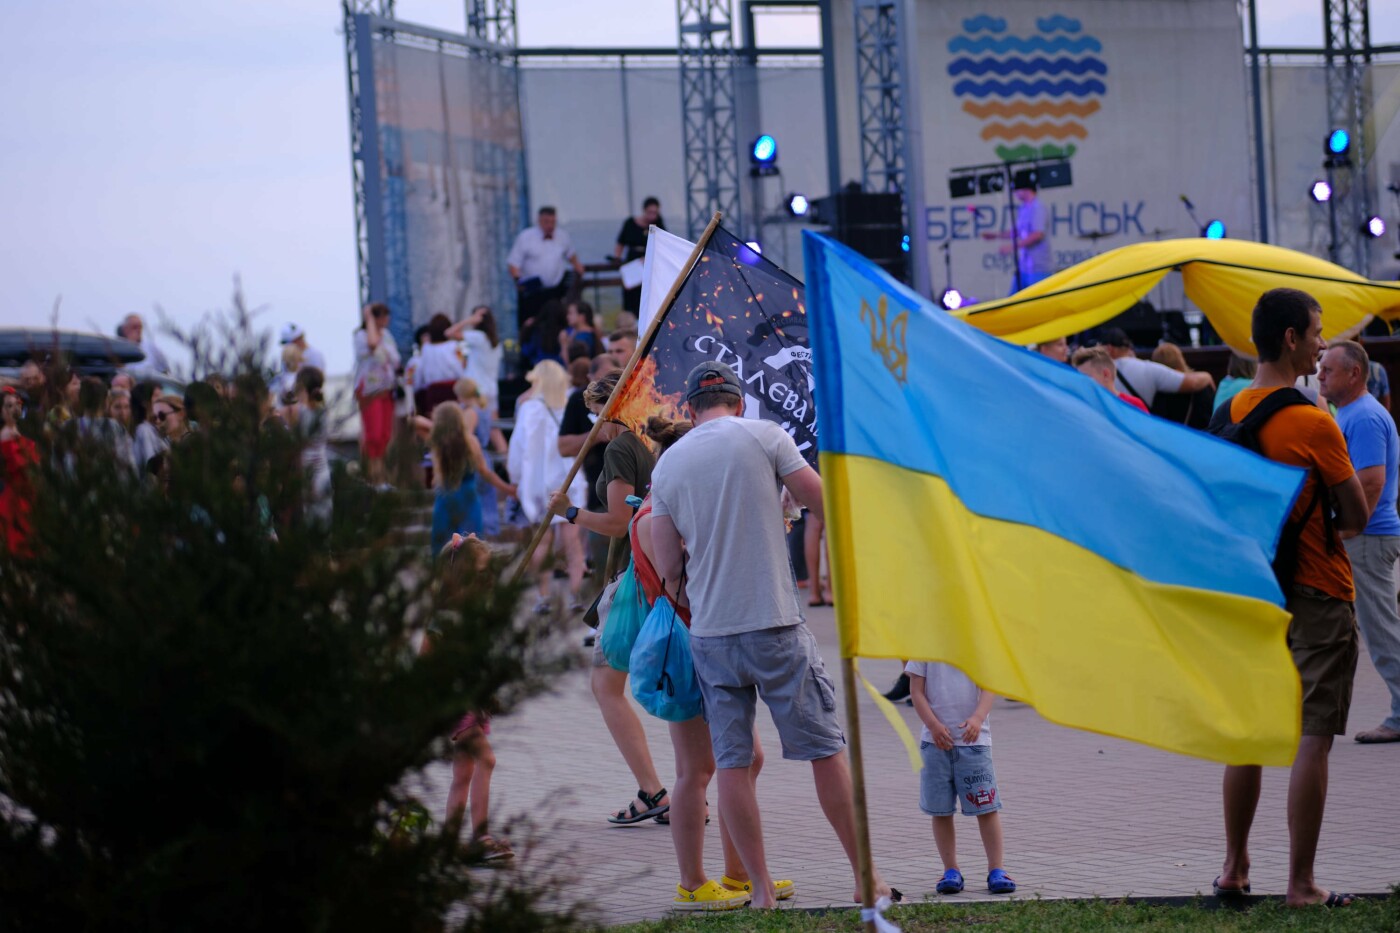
510, 211, 724, 583
840, 655, 879, 933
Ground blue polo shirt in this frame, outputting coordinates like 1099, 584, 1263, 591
1335, 392, 1400, 536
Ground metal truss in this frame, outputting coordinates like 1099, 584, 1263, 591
1323, 0, 1372, 274
467, 0, 517, 49
342, 2, 393, 309
679, 0, 743, 240
854, 0, 906, 197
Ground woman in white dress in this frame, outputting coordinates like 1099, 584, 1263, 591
461, 305, 504, 417
507, 360, 586, 613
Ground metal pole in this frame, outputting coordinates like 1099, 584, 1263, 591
1247, 0, 1270, 243
620, 56, 636, 212
897, 0, 930, 296
818, 0, 842, 196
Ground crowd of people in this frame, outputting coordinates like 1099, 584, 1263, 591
5, 204, 1398, 916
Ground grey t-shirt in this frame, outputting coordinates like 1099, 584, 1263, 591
649, 416, 808, 638
1113, 356, 1185, 407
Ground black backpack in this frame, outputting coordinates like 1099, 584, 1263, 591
1206, 388, 1334, 590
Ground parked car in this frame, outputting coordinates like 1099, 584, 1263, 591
0, 327, 145, 380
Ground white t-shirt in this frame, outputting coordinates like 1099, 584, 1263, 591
411, 340, 468, 389
650, 416, 809, 638
904, 660, 990, 747
1113, 356, 1185, 407
462, 330, 502, 406
301, 345, 327, 374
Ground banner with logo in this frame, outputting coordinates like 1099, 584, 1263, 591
611, 224, 818, 466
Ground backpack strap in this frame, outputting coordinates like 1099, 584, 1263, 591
1233, 387, 1314, 431
1116, 366, 1146, 402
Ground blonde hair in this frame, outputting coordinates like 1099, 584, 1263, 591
430, 403, 471, 490
1071, 346, 1114, 372
453, 377, 483, 407
1150, 342, 1189, 373
281, 343, 303, 373
525, 360, 570, 410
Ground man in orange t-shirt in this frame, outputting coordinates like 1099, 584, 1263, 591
1214, 288, 1368, 909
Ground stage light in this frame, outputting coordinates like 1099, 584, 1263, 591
948, 174, 977, 199
1202, 220, 1227, 240
901, 234, 911, 253
938, 288, 965, 310
977, 170, 1006, 195
751, 135, 777, 165
785, 193, 809, 217
1326, 128, 1351, 157
1310, 179, 1332, 203
1365, 216, 1387, 238
744, 240, 763, 254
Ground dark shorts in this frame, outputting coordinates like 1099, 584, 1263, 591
1287, 585, 1359, 736
689, 623, 846, 769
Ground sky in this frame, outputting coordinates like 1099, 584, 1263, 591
2, 1, 1397, 376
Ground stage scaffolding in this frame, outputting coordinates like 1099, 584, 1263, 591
677, 0, 744, 241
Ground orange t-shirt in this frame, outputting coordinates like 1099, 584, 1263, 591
1231, 388, 1355, 601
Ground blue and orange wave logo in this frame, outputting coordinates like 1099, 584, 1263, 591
947, 14, 1107, 162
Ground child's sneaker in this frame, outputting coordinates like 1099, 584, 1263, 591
472, 834, 514, 862
673, 880, 750, 911
935, 868, 964, 895
987, 868, 1016, 894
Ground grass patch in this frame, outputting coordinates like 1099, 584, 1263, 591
610, 894, 1400, 932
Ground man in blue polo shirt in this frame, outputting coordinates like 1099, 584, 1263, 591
1319, 341, 1400, 744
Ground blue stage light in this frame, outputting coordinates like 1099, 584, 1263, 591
1202, 220, 1227, 240
751, 135, 777, 164
901, 234, 911, 253
1327, 128, 1351, 156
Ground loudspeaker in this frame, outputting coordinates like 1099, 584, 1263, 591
810, 190, 907, 281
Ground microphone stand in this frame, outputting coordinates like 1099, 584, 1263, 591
1180, 196, 1204, 237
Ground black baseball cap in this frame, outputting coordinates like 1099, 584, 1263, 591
1098, 327, 1132, 349
685, 361, 742, 401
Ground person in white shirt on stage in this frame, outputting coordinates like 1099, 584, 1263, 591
507, 206, 585, 332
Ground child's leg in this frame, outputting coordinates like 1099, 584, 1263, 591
976, 811, 1004, 869
468, 735, 496, 837
447, 747, 476, 827
932, 815, 958, 869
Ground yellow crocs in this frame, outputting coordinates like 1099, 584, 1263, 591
721, 875, 796, 901
673, 879, 751, 911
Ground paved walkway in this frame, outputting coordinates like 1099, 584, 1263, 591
421, 605, 1400, 928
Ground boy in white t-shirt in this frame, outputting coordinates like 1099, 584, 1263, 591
905, 660, 1016, 896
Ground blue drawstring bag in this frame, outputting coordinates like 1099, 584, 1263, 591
630, 596, 702, 722
599, 560, 648, 672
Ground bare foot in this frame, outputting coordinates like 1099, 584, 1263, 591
1286, 886, 1353, 908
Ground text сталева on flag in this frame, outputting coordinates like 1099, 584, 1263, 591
613, 224, 818, 466
803, 230, 1306, 767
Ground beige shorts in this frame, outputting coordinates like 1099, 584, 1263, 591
1287, 585, 1359, 736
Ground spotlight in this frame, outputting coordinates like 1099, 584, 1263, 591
1202, 220, 1227, 240
1365, 216, 1387, 238
1326, 128, 1351, 157
750, 135, 777, 164
938, 288, 965, 310
1309, 179, 1332, 203
901, 234, 911, 253
736, 241, 763, 266
948, 174, 977, 199
785, 193, 809, 217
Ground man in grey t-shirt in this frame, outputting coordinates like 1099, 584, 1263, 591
1099, 327, 1213, 407
650, 361, 894, 910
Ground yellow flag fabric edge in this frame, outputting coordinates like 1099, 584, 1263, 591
822, 451, 1302, 768
856, 661, 923, 774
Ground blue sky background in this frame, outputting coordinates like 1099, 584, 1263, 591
1, 1, 1395, 375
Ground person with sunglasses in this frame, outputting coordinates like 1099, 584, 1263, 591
153, 395, 192, 444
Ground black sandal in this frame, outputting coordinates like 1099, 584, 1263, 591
607, 787, 669, 825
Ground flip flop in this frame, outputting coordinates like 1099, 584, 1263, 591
1212, 876, 1251, 897
1322, 891, 1355, 908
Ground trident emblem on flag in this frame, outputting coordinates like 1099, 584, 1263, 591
859, 295, 909, 386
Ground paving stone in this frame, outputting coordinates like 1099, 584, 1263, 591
420, 605, 1400, 925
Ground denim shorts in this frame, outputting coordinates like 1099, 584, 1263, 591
689, 623, 846, 769
919, 743, 1002, 817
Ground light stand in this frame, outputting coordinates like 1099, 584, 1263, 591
941, 240, 954, 301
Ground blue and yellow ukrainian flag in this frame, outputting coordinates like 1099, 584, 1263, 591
803, 233, 1306, 767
